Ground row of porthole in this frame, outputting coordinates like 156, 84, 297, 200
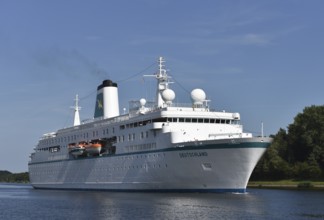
32, 163, 168, 175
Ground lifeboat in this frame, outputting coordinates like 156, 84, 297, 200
85, 142, 102, 155
68, 142, 86, 156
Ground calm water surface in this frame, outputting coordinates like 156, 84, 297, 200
0, 183, 323, 220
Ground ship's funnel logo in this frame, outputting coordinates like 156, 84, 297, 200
97, 99, 103, 109
94, 93, 104, 118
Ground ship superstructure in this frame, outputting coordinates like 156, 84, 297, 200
28, 57, 272, 192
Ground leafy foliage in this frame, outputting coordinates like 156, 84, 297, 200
0, 170, 29, 183
251, 105, 324, 180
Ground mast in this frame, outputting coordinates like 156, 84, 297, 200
261, 121, 264, 138
144, 57, 172, 107
73, 94, 81, 126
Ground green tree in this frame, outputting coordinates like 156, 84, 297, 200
252, 105, 324, 180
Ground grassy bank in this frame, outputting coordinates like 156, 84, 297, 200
248, 180, 324, 190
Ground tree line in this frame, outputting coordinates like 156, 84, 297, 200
251, 105, 324, 181
0, 170, 29, 183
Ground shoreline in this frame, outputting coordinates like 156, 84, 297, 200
248, 181, 324, 190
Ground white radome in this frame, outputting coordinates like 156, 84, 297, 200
162, 89, 175, 102
191, 88, 206, 105
140, 98, 146, 106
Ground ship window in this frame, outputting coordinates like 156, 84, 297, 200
134, 122, 138, 127
133, 133, 135, 140
216, 119, 220, 123
173, 118, 178, 122
120, 125, 125, 130
113, 127, 115, 133
210, 119, 215, 123
141, 132, 144, 139
204, 119, 210, 123
192, 118, 197, 123
167, 118, 172, 122
221, 119, 225, 124
179, 118, 185, 122
153, 118, 167, 123
198, 118, 203, 123
226, 120, 230, 124
146, 131, 149, 138
185, 118, 191, 122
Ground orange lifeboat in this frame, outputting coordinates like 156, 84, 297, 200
85, 142, 102, 155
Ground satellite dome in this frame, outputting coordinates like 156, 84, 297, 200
191, 89, 206, 105
140, 98, 146, 106
162, 89, 175, 103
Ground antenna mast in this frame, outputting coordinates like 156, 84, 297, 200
143, 56, 172, 107
261, 121, 264, 138
72, 94, 81, 126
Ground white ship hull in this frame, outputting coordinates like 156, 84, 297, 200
28, 58, 273, 193
29, 137, 269, 193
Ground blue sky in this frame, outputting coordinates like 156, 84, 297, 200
1, 0, 323, 172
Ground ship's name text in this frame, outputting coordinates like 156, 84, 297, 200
179, 152, 208, 158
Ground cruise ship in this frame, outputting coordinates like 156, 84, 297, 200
28, 57, 272, 193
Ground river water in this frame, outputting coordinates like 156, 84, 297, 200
0, 183, 323, 220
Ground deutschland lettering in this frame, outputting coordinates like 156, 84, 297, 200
179, 152, 208, 158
